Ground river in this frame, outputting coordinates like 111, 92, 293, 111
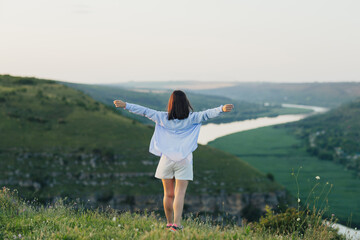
198, 104, 360, 240
198, 104, 328, 145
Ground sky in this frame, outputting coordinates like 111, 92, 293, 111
0, 0, 359, 84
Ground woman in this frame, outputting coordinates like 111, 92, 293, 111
113, 90, 233, 232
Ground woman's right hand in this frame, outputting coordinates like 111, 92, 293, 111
222, 104, 234, 112
113, 100, 126, 108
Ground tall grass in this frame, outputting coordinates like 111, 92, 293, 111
0, 186, 344, 239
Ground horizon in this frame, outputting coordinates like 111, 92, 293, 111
3, 73, 360, 85
1, 0, 360, 84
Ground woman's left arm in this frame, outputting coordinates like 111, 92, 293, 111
191, 104, 234, 123
113, 100, 161, 123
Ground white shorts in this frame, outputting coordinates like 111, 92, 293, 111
155, 153, 193, 181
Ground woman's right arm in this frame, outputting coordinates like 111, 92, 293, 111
113, 100, 161, 123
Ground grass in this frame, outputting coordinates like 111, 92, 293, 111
0, 187, 344, 240
209, 126, 360, 228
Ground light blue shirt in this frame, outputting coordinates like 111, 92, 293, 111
125, 102, 224, 161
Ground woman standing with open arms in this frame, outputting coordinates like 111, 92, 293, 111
113, 90, 233, 232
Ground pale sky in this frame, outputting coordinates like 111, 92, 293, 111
0, 0, 359, 84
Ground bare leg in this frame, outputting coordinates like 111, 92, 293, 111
162, 178, 175, 224
173, 179, 189, 226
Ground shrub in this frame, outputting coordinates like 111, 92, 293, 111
36, 90, 44, 98
241, 203, 263, 222
255, 206, 312, 235
266, 173, 275, 181
253, 206, 344, 239
16, 78, 37, 85
318, 151, 334, 161
0, 187, 22, 218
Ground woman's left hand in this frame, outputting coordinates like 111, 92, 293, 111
222, 104, 234, 112
113, 100, 126, 108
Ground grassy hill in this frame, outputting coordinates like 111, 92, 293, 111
0, 187, 344, 240
208, 126, 360, 227
285, 98, 360, 176
0, 75, 281, 206
61, 82, 311, 125
195, 82, 360, 108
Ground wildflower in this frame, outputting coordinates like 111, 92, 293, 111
315, 176, 320, 180
18, 234, 22, 238
297, 218, 301, 221
326, 182, 329, 185
112, 217, 116, 221
298, 198, 301, 203
118, 224, 121, 227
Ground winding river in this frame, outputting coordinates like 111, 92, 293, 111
198, 104, 360, 239
198, 104, 328, 145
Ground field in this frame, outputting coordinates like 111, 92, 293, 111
209, 126, 360, 228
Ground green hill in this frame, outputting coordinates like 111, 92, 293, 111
285, 98, 360, 176
61, 82, 311, 125
0, 75, 281, 207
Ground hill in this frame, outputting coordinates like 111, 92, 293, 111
285, 98, 360, 176
194, 82, 360, 108
61, 82, 311, 125
0, 75, 282, 216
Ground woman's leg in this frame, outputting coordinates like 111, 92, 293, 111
162, 178, 175, 224
173, 179, 189, 226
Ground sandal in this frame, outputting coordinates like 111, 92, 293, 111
170, 224, 184, 232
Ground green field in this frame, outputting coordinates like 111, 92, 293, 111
209, 126, 360, 228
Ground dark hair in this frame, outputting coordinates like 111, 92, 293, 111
167, 90, 194, 120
